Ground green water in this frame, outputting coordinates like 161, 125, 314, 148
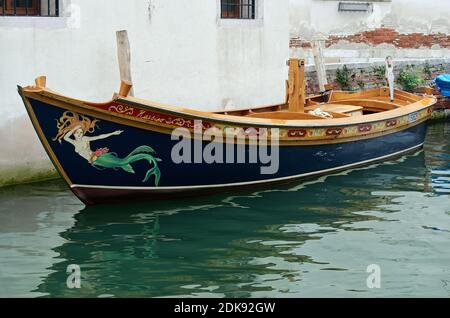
0, 122, 449, 298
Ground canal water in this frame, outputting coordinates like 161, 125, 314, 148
0, 122, 449, 298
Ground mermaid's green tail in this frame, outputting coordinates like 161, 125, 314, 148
92, 146, 161, 186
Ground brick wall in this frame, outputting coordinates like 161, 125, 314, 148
326, 28, 450, 49
290, 28, 450, 49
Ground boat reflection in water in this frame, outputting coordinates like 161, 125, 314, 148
426, 123, 450, 194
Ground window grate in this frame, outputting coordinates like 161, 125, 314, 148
221, 0, 256, 20
338, 2, 373, 13
1, 0, 60, 17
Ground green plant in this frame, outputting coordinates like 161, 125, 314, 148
372, 65, 386, 87
423, 63, 432, 79
336, 65, 351, 91
397, 68, 426, 92
373, 65, 386, 80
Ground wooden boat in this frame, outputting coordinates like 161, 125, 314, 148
18, 59, 436, 205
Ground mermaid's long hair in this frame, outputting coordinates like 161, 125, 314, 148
53, 111, 98, 143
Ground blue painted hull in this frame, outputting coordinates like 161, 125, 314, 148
24, 97, 429, 204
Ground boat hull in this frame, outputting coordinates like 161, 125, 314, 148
71, 141, 425, 205
20, 88, 432, 205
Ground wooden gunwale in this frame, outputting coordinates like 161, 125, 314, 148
20, 86, 434, 147
22, 86, 435, 128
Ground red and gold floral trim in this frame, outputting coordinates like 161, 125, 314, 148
101, 102, 213, 131
88, 101, 431, 143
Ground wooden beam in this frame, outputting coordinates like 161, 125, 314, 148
328, 99, 398, 110
118, 80, 133, 97
311, 40, 328, 92
287, 59, 299, 112
299, 59, 306, 111
287, 58, 306, 113
35, 76, 47, 88
385, 56, 394, 102
116, 30, 134, 97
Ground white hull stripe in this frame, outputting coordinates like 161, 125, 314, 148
71, 143, 424, 192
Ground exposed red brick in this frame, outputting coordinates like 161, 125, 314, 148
327, 28, 450, 48
290, 28, 450, 49
290, 38, 311, 48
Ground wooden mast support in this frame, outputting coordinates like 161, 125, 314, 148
311, 40, 328, 92
118, 80, 133, 97
35, 76, 47, 88
299, 59, 306, 109
385, 56, 395, 102
116, 30, 134, 97
287, 58, 306, 113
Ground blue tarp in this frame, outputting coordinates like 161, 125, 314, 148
435, 74, 450, 97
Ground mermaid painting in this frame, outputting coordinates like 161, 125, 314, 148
53, 112, 161, 186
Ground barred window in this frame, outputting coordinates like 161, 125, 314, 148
221, 0, 256, 20
1, 0, 59, 17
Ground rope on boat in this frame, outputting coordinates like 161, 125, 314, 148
308, 108, 333, 118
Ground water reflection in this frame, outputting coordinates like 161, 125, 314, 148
36, 184, 385, 298
0, 182, 80, 297
0, 122, 449, 297
426, 123, 450, 195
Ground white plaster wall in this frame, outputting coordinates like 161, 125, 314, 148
290, 0, 450, 38
389, 0, 450, 34
0, 0, 289, 185
290, 0, 391, 39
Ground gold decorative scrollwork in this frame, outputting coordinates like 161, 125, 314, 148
108, 104, 135, 116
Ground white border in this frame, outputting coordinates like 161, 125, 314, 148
71, 143, 423, 192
